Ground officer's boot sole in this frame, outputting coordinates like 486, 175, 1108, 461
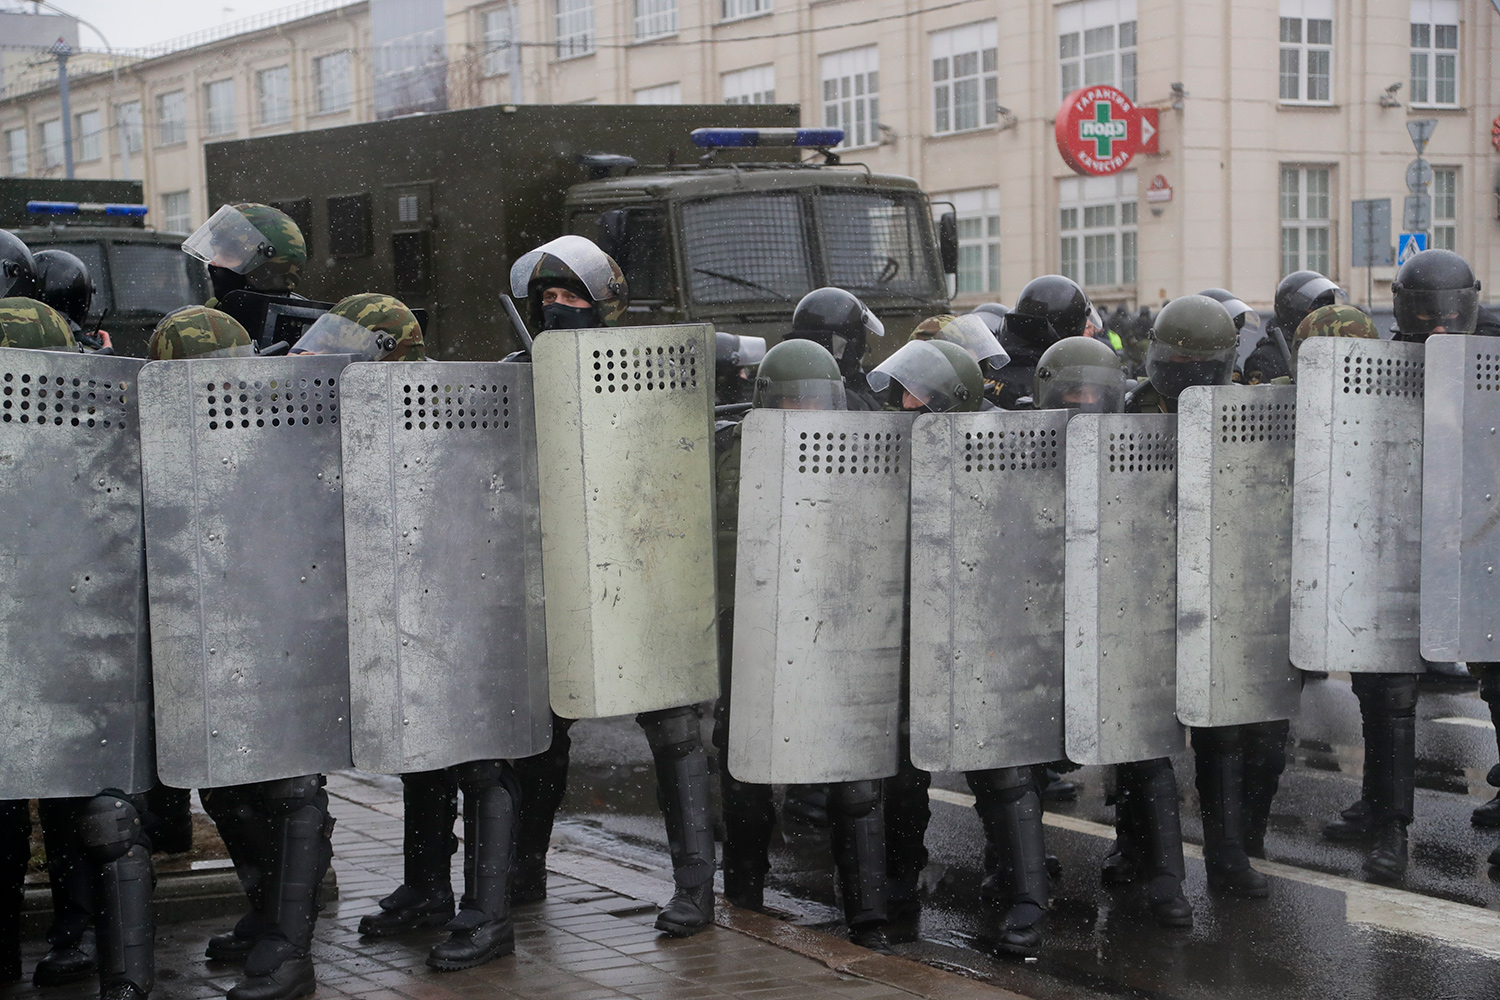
427, 921, 515, 971
226, 956, 315, 1000
655, 883, 714, 937
1473, 796, 1500, 829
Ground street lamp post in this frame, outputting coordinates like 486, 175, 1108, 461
50, 37, 74, 179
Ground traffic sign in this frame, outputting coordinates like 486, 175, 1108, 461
1398, 232, 1428, 264
1351, 199, 1392, 268
1055, 85, 1159, 176
1405, 158, 1433, 193
1407, 119, 1437, 155
1403, 194, 1431, 232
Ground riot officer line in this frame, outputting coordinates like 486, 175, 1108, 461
0, 204, 1495, 1000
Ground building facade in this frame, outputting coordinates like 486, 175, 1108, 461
2, 0, 1497, 313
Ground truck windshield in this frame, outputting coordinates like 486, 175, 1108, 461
681, 192, 814, 305
815, 190, 942, 300
108, 242, 205, 314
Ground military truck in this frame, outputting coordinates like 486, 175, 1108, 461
205, 103, 955, 361
2, 178, 210, 357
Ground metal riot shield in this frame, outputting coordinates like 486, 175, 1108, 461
727, 409, 913, 785
1420, 335, 1500, 661
1175, 385, 1301, 727
1065, 413, 1183, 765
533, 325, 718, 719
1290, 338, 1425, 673
341, 362, 551, 773
0, 349, 153, 798
139, 355, 354, 788
908, 410, 1068, 773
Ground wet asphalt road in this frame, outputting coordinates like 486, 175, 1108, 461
549, 671, 1500, 1000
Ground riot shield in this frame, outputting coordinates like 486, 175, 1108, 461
1290, 338, 1425, 673
1065, 412, 1183, 765
0, 349, 153, 798
533, 325, 718, 719
139, 355, 354, 788
341, 362, 551, 773
908, 410, 1068, 773
727, 409, 913, 785
1175, 385, 1301, 727
1420, 335, 1500, 661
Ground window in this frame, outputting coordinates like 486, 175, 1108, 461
156, 90, 186, 146
1280, 165, 1332, 276
314, 52, 352, 114
682, 193, 813, 304
721, 0, 770, 21
634, 82, 682, 104
204, 79, 235, 136
256, 66, 291, 125
1410, 0, 1458, 107
1431, 167, 1457, 251
1059, 172, 1137, 288
944, 189, 1001, 295
39, 119, 63, 170
635, 0, 677, 40
817, 189, 944, 300
481, 6, 516, 76
723, 64, 775, 105
931, 21, 998, 135
116, 101, 143, 155
110, 241, 207, 314
162, 190, 192, 234
821, 46, 879, 149
74, 109, 101, 162
556, 0, 594, 58
1058, 0, 1137, 101
4, 127, 26, 176
1279, 0, 1333, 103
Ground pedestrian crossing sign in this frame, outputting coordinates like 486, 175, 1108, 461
1398, 232, 1428, 264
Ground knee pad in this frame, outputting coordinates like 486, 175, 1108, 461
638, 705, 703, 760
830, 781, 881, 821
454, 759, 521, 801
965, 767, 1030, 806
261, 775, 327, 817
1358, 673, 1420, 716
80, 793, 143, 864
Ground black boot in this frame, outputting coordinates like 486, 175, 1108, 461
1191, 728, 1269, 898
1100, 766, 1140, 886
829, 781, 891, 954
230, 778, 331, 1000
1474, 765, 1500, 829
969, 768, 1048, 958
1475, 668, 1500, 828
713, 690, 775, 913
883, 744, 931, 934
511, 713, 573, 904
429, 763, 517, 971
36, 799, 97, 985
1364, 699, 1416, 883
641, 708, 715, 936
360, 770, 457, 937
80, 793, 155, 1000
0, 800, 30, 983
1127, 760, 1193, 929
200, 786, 276, 961
1241, 720, 1290, 858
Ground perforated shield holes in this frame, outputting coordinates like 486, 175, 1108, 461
1475, 351, 1500, 391
400, 382, 510, 432
1106, 430, 1176, 474
795, 430, 902, 476
1218, 400, 1296, 444
1, 362, 131, 431
202, 376, 337, 430
1341, 347, 1424, 397
961, 427, 1060, 474
591, 343, 700, 395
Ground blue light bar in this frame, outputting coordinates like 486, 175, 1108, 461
27, 200, 149, 217
690, 127, 845, 149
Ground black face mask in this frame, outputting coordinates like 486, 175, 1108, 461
542, 302, 598, 330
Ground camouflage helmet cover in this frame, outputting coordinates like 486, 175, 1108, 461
234, 203, 306, 292
1293, 304, 1377, 346
330, 293, 426, 361
909, 313, 1009, 371
148, 305, 254, 360
0, 296, 77, 351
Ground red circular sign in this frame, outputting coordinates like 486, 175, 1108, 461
1055, 85, 1156, 176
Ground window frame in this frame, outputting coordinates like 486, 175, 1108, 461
161, 190, 192, 234
1058, 171, 1138, 291
481, 5, 517, 76
633, 82, 683, 105
4, 126, 28, 176
116, 101, 143, 155
1408, 0, 1459, 109
940, 188, 1002, 297
255, 65, 292, 127
930, 20, 1000, 137
38, 119, 63, 170
720, 0, 771, 24
203, 78, 236, 138
820, 46, 880, 151
155, 90, 186, 147
722, 64, 775, 105
1279, 164, 1334, 278
1058, 0, 1138, 102
313, 51, 353, 115
1431, 166, 1457, 251
1278, 0, 1334, 105
633, 0, 678, 41
555, 0, 596, 60
73, 108, 102, 163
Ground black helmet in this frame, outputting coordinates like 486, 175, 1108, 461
967, 302, 1010, 336
1391, 248, 1481, 338
0, 229, 37, 300
1273, 270, 1344, 332
32, 249, 95, 330
787, 287, 884, 365
1005, 275, 1089, 347
1197, 287, 1261, 334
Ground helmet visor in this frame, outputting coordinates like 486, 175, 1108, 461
1035, 364, 1125, 413
182, 205, 277, 274
864, 309, 886, 338
717, 332, 767, 368
290, 312, 395, 361
1288, 275, 1348, 317
934, 314, 1010, 372
1145, 339, 1237, 398
753, 377, 846, 410
1393, 286, 1479, 336
510, 235, 618, 300
868, 340, 972, 412
1212, 294, 1262, 333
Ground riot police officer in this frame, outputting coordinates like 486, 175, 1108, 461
782, 287, 885, 410
1321, 249, 1483, 880
992, 275, 1090, 408
713, 339, 893, 952
0, 229, 38, 300
1032, 336, 1127, 413
505, 236, 717, 937
181, 204, 312, 347
1248, 271, 1344, 384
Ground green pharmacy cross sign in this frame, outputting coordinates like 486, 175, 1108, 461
1056, 85, 1159, 176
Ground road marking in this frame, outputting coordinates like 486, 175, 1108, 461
1431, 716, 1496, 730
927, 785, 1500, 960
